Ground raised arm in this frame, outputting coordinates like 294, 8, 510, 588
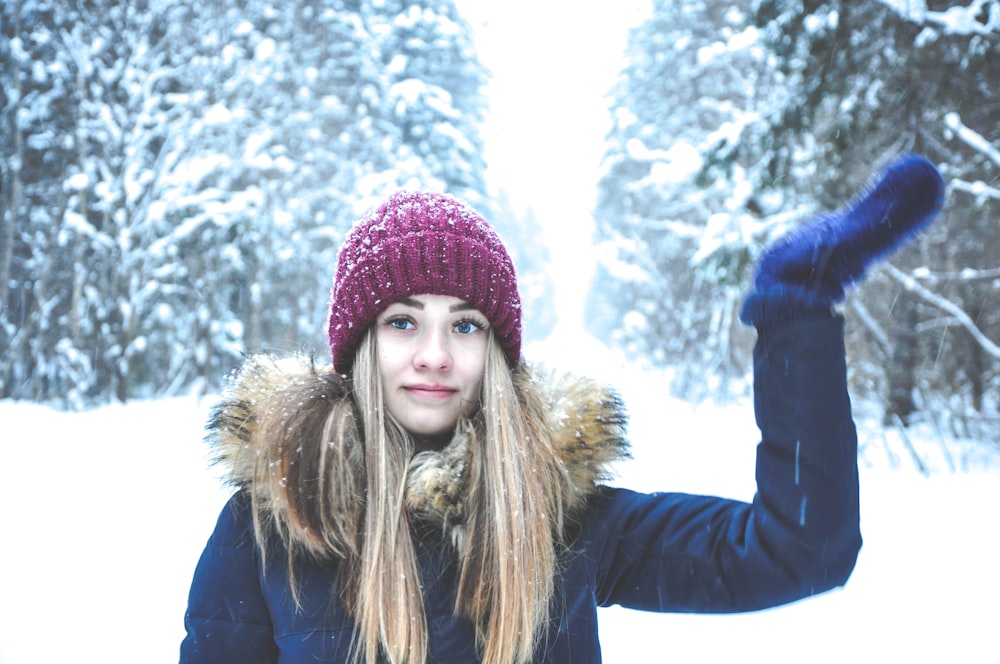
592, 155, 945, 612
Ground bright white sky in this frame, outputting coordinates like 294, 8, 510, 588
456, 1, 652, 329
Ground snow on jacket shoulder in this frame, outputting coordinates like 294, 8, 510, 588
180, 314, 861, 663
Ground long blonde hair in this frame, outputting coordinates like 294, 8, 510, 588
456, 332, 569, 664
251, 328, 569, 663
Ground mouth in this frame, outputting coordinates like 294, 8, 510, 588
404, 384, 458, 400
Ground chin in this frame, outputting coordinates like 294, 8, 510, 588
401, 415, 458, 440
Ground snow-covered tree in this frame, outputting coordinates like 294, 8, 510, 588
1, 0, 494, 406
591, 0, 999, 426
754, 0, 1000, 424
365, 0, 488, 203
590, 1, 783, 398
145, 0, 399, 393
1, 0, 89, 403
488, 191, 557, 344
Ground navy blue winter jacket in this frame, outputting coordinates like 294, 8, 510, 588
181, 314, 861, 662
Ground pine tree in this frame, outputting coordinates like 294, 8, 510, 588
591, 0, 999, 421
1, 0, 87, 403
591, 0, 778, 397
0, 0, 495, 405
751, 0, 1000, 422
365, 0, 488, 202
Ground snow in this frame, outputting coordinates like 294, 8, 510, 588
1, 333, 998, 663
625, 139, 704, 184
878, 0, 999, 35
696, 26, 762, 66
254, 37, 276, 62
65, 172, 90, 190
945, 112, 1000, 167
6, 2, 999, 661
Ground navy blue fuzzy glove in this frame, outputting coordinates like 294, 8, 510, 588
740, 154, 945, 325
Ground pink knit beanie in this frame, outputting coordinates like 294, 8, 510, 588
328, 191, 522, 373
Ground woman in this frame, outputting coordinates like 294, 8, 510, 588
181, 154, 944, 664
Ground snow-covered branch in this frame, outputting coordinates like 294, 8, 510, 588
950, 178, 1000, 201
945, 112, 1000, 167
883, 264, 1000, 360
913, 265, 1000, 281
878, 0, 1000, 36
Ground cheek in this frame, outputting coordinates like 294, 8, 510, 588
376, 337, 406, 373
462, 354, 487, 403
467, 372, 484, 396
376, 347, 402, 399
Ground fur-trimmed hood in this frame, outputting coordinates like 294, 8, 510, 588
206, 354, 629, 551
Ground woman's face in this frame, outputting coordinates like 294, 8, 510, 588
375, 294, 489, 443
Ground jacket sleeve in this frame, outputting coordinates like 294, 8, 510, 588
591, 314, 862, 613
180, 492, 279, 663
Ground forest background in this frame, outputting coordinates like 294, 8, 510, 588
2, 0, 998, 450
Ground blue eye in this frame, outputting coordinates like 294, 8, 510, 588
454, 318, 485, 334
386, 316, 414, 331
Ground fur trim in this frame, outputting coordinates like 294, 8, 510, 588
206, 354, 629, 548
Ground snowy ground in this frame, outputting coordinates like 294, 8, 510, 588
1, 335, 997, 664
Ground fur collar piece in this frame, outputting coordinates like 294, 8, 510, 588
206, 354, 630, 548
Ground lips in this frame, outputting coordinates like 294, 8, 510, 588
405, 384, 458, 400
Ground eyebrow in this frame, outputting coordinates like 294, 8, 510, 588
397, 297, 476, 313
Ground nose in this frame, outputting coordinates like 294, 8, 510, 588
413, 328, 452, 371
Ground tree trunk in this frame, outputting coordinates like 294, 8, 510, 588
962, 303, 985, 413
884, 292, 919, 426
